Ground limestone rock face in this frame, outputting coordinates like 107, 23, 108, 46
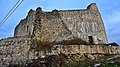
14, 3, 108, 44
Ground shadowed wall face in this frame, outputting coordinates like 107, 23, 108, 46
14, 3, 108, 44
14, 10, 35, 37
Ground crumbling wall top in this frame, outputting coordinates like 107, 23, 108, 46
87, 3, 99, 10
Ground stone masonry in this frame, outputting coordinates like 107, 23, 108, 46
0, 3, 119, 65
14, 3, 108, 44
0, 37, 119, 65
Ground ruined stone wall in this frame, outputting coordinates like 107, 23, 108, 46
14, 3, 108, 44
33, 3, 108, 44
0, 3, 118, 65
0, 37, 36, 64
0, 36, 118, 64
58, 3, 108, 44
14, 9, 35, 37
34, 10, 74, 43
56, 45, 118, 55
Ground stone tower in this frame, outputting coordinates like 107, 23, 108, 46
14, 3, 108, 44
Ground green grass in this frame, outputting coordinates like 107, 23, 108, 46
64, 54, 120, 67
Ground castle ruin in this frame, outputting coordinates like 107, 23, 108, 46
0, 3, 119, 66
14, 3, 108, 44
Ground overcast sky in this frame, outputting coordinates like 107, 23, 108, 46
0, 0, 120, 44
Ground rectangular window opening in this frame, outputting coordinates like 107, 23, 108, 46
88, 36, 94, 44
